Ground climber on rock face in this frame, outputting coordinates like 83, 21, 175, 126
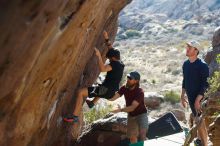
63, 31, 124, 123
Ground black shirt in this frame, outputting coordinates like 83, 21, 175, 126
102, 60, 124, 90
182, 58, 209, 100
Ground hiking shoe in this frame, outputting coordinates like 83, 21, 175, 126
86, 100, 95, 108
63, 114, 79, 123
194, 138, 203, 146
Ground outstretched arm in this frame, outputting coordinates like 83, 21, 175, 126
94, 47, 112, 72
103, 30, 113, 49
108, 93, 121, 101
111, 100, 139, 113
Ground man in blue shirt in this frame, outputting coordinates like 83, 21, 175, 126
181, 40, 209, 146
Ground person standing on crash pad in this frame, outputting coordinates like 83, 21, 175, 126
111, 71, 148, 145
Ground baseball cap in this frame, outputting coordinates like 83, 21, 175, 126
186, 40, 202, 51
127, 71, 140, 80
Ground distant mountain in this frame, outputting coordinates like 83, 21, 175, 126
123, 0, 220, 19
117, 0, 220, 45
115, 0, 220, 93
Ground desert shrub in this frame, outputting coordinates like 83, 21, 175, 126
125, 29, 142, 38
84, 104, 113, 124
116, 34, 128, 40
168, 28, 178, 33
164, 90, 180, 104
213, 111, 220, 117
206, 54, 220, 95
151, 79, 156, 84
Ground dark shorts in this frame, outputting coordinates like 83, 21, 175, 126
127, 113, 148, 137
88, 85, 116, 99
188, 97, 201, 117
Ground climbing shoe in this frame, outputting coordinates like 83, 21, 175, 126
63, 114, 79, 123
194, 138, 203, 146
86, 100, 95, 108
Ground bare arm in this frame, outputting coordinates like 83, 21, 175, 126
108, 93, 121, 101
103, 30, 113, 49
94, 48, 112, 72
181, 88, 186, 98
181, 88, 188, 108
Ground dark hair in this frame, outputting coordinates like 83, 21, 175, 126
106, 49, 120, 60
136, 81, 140, 88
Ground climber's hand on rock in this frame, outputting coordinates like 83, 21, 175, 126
209, 122, 215, 133
94, 47, 101, 57
103, 30, 109, 40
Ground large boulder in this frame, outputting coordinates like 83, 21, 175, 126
76, 113, 128, 146
212, 27, 220, 48
170, 109, 186, 123
0, 0, 131, 146
204, 26, 220, 145
144, 92, 164, 109
205, 27, 220, 75
76, 112, 156, 146
209, 115, 220, 146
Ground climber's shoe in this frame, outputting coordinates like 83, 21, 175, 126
63, 114, 79, 123
86, 99, 95, 108
194, 138, 203, 146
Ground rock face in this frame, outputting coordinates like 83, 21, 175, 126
205, 27, 220, 75
76, 113, 128, 146
0, 1, 131, 146
204, 27, 220, 146
209, 115, 220, 146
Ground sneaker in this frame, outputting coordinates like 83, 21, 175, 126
86, 100, 95, 108
63, 114, 79, 123
194, 138, 203, 146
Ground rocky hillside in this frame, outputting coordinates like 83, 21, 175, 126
113, 0, 220, 93
77, 27, 220, 146
119, 0, 220, 41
